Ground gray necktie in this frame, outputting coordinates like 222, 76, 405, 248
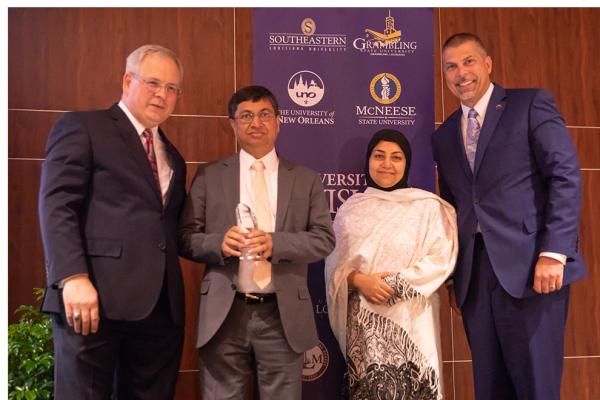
466, 108, 481, 171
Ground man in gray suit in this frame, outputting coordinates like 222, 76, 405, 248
178, 85, 335, 399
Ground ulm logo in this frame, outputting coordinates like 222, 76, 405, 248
302, 341, 330, 381
287, 70, 325, 107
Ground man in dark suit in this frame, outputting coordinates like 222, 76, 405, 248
178, 85, 335, 399
432, 33, 586, 400
39, 44, 187, 399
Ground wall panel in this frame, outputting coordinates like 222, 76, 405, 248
8, 161, 46, 320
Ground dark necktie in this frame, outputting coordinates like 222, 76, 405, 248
142, 129, 161, 191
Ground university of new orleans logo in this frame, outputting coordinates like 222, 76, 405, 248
356, 72, 417, 127
287, 71, 325, 107
353, 10, 418, 56
302, 341, 330, 382
279, 70, 335, 126
268, 17, 346, 53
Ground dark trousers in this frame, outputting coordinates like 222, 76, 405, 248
461, 235, 569, 400
199, 297, 303, 400
52, 283, 184, 400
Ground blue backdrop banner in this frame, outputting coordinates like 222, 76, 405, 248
252, 8, 434, 398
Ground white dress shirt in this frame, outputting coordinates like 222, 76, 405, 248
118, 101, 173, 204
236, 148, 279, 293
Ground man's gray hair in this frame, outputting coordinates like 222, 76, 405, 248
125, 44, 184, 80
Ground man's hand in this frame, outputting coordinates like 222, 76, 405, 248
533, 256, 564, 294
446, 283, 461, 315
62, 275, 99, 335
221, 226, 247, 257
245, 228, 273, 261
349, 271, 394, 305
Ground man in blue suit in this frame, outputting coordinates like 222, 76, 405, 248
432, 32, 586, 400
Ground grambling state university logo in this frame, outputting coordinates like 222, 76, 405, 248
365, 10, 401, 46
302, 341, 330, 382
353, 10, 417, 56
370, 72, 401, 104
288, 70, 325, 107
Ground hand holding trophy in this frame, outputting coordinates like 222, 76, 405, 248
236, 203, 258, 260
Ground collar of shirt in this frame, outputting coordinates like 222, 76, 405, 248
118, 101, 172, 201
118, 100, 158, 138
460, 82, 494, 125
239, 148, 279, 174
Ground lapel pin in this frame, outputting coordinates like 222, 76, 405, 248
495, 103, 503, 110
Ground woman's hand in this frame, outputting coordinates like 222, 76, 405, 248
348, 271, 395, 305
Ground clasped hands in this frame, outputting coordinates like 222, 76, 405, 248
348, 271, 394, 305
222, 226, 273, 260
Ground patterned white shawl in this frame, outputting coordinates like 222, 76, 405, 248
325, 187, 457, 397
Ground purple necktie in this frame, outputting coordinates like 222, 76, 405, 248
466, 108, 481, 171
141, 129, 161, 191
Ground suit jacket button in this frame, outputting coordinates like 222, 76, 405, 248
158, 242, 166, 251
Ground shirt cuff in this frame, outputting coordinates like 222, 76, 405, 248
539, 252, 567, 265
58, 273, 89, 288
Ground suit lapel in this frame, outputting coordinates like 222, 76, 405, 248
109, 104, 163, 205
159, 129, 177, 207
275, 158, 295, 232
221, 154, 240, 227
474, 85, 507, 177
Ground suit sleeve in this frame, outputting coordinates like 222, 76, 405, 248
270, 172, 335, 264
432, 134, 456, 207
529, 89, 581, 257
178, 166, 227, 265
38, 113, 92, 286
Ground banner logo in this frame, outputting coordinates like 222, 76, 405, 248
366, 11, 401, 46
302, 341, 330, 381
369, 73, 401, 104
353, 10, 418, 56
355, 72, 417, 127
288, 71, 325, 107
268, 17, 347, 53
301, 18, 316, 36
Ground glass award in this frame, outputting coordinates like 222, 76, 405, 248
236, 203, 258, 260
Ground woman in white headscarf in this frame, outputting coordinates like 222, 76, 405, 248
325, 129, 458, 399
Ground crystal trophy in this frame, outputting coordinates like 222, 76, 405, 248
236, 203, 258, 260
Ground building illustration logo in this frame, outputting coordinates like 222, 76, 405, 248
288, 70, 325, 107
365, 10, 401, 46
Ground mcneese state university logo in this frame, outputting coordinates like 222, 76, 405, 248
356, 72, 417, 127
268, 17, 346, 53
353, 10, 418, 56
279, 70, 335, 126
370, 72, 401, 104
302, 341, 330, 382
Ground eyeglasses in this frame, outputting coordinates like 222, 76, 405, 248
130, 72, 182, 97
234, 110, 277, 124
